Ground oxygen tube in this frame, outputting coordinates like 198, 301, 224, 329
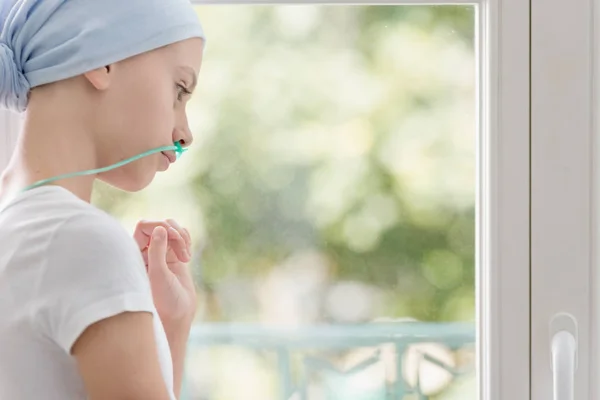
22, 141, 188, 192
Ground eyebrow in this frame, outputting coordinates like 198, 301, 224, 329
179, 66, 197, 90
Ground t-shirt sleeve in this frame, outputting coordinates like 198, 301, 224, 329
33, 213, 155, 354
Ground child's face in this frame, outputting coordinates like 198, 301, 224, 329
91, 37, 205, 192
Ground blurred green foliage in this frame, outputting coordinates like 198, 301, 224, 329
94, 5, 476, 325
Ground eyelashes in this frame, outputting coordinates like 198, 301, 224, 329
176, 83, 192, 102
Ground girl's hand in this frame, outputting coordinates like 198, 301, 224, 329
133, 219, 197, 328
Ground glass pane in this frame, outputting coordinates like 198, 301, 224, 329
94, 4, 477, 400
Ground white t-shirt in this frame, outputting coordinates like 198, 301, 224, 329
0, 185, 175, 399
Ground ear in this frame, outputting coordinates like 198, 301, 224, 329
83, 65, 112, 90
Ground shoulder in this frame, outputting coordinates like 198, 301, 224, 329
52, 207, 137, 255
3, 186, 136, 256
31, 197, 154, 353
47, 206, 142, 263
29, 192, 151, 297
2, 186, 144, 275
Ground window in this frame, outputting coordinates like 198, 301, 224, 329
94, 2, 529, 399
0, 0, 531, 398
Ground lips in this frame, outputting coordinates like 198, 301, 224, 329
161, 151, 176, 164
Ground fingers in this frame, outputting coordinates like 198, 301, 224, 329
134, 220, 192, 263
147, 227, 169, 278
166, 219, 191, 249
134, 220, 171, 251
166, 226, 190, 263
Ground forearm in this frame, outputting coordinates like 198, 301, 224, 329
164, 323, 191, 400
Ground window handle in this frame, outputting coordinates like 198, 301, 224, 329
550, 313, 578, 400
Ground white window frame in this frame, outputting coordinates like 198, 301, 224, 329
0, 1, 531, 398
594, 0, 600, 397
531, 0, 600, 398
475, 0, 530, 398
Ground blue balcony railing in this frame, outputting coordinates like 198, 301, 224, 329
182, 322, 475, 400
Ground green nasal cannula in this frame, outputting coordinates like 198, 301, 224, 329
22, 142, 188, 192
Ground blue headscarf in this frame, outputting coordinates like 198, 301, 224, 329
0, 0, 206, 112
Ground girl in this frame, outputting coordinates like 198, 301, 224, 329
0, 0, 205, 399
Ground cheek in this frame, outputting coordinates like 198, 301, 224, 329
126, 81, 175, 142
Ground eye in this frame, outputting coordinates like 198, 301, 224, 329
176, 83, 191, 102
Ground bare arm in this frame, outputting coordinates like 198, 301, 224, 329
164, 323, 191, 399
72, 311, 174, 400
135, 221, 199, 399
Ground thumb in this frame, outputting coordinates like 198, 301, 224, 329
147, 226, 169, 276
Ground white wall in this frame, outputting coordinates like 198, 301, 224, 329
0, 110, 21, 171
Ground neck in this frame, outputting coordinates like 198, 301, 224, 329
0, 101, 99, 203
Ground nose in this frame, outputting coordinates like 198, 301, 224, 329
173, 111, 193, 148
